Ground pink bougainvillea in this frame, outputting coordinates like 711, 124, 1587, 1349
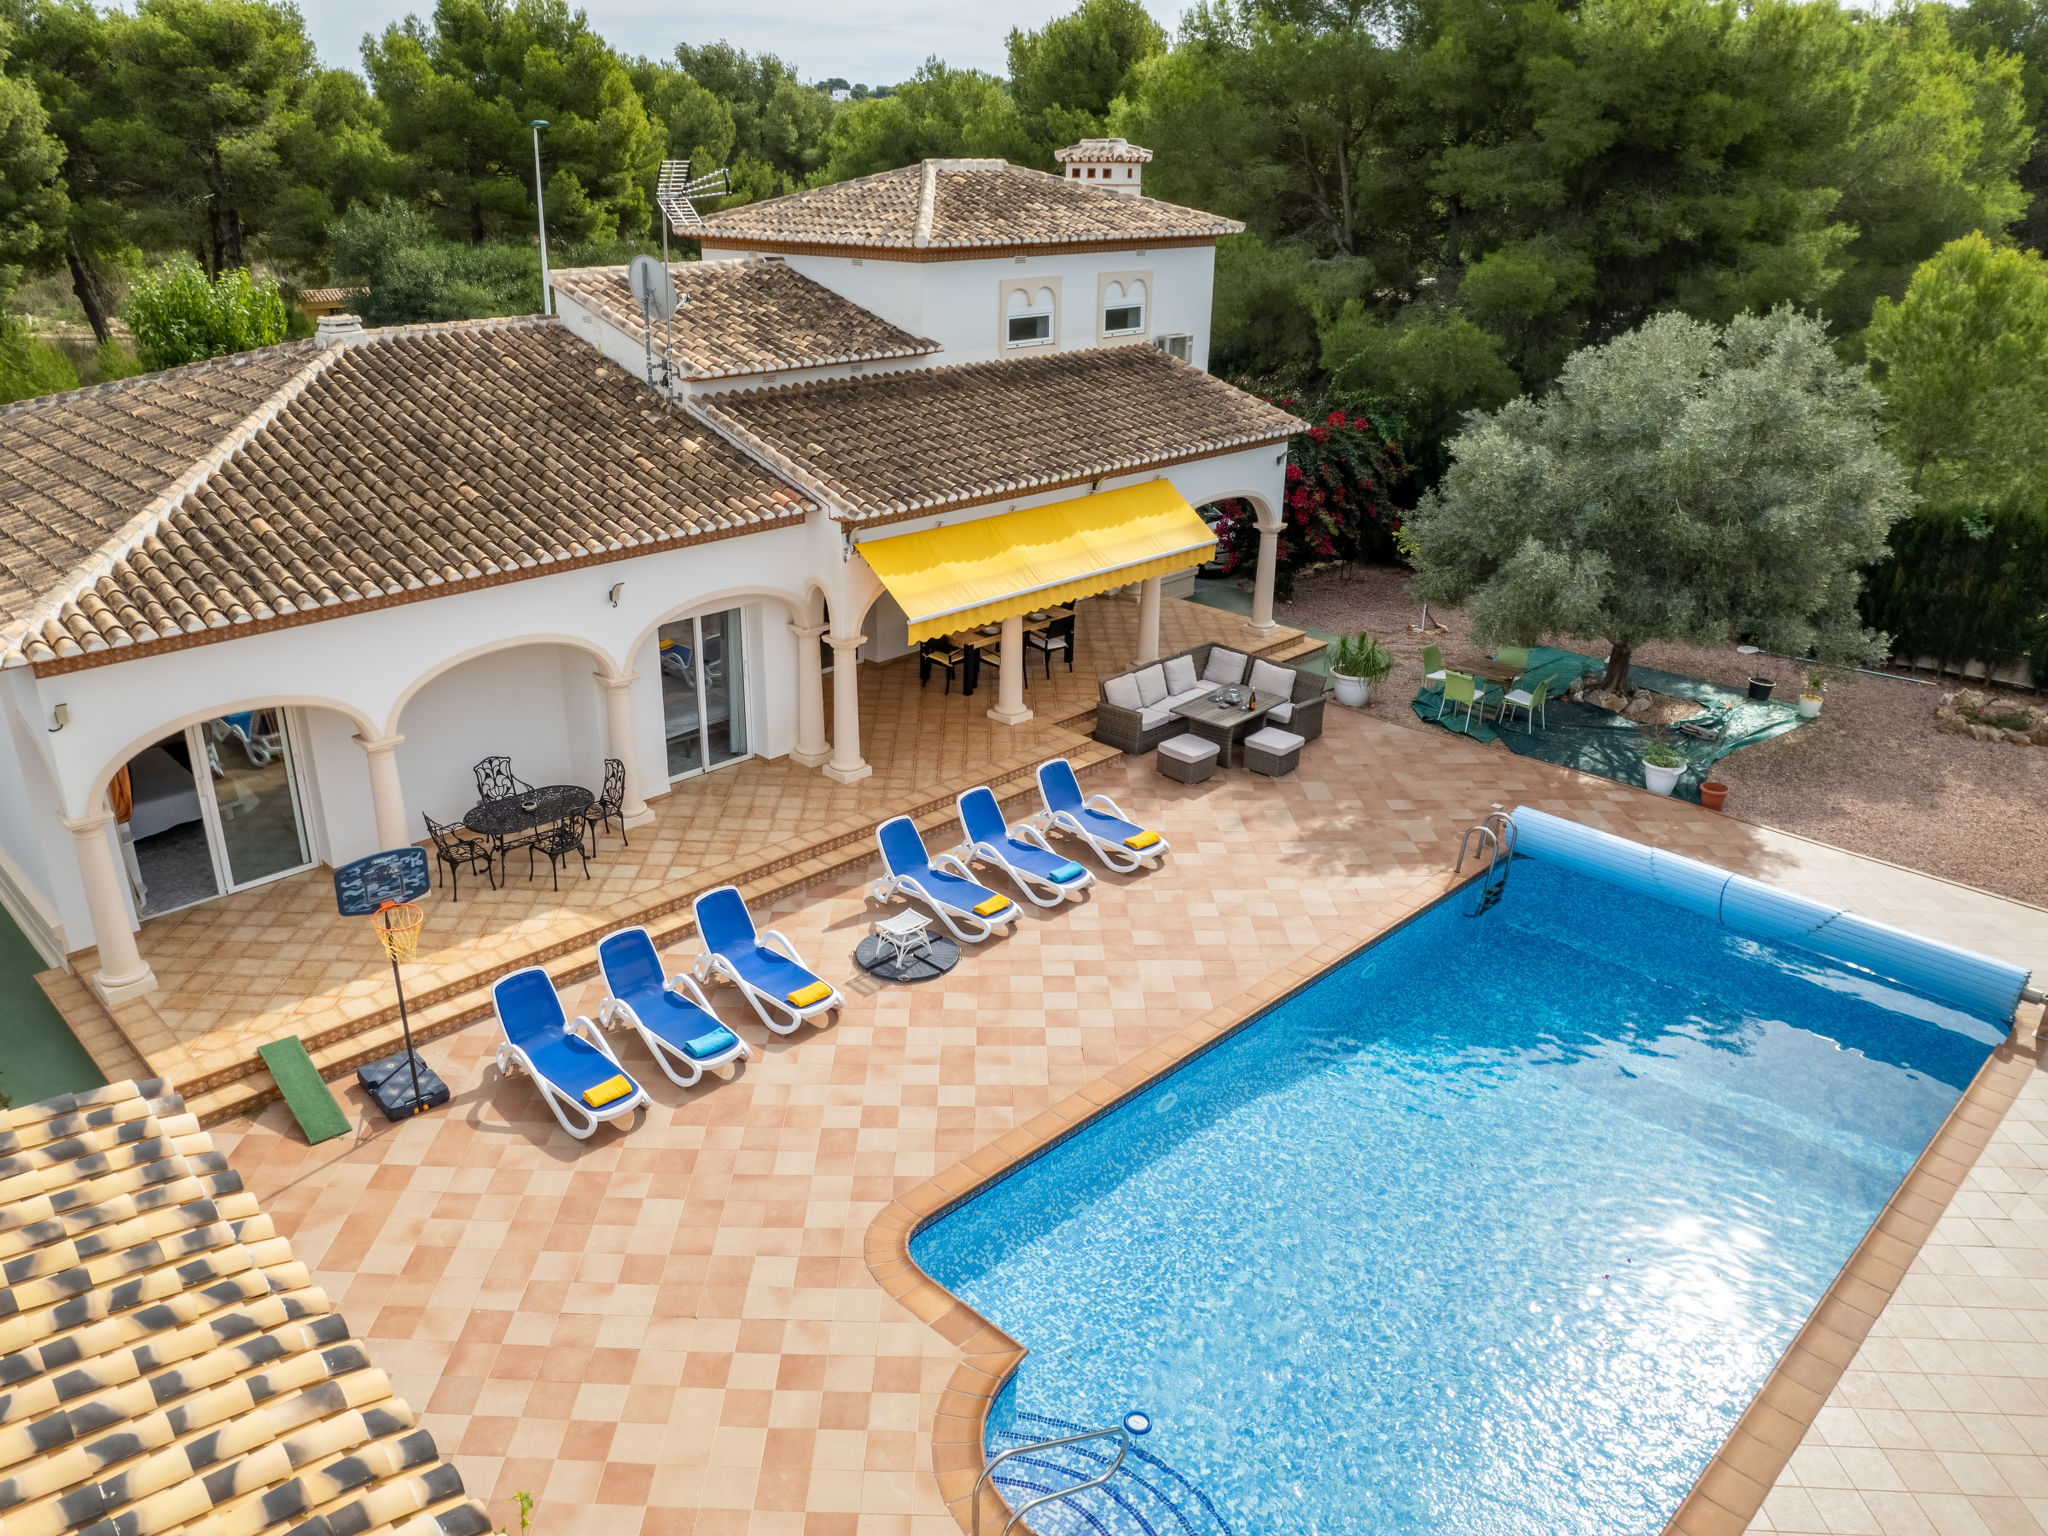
1205, 400, 1409, 600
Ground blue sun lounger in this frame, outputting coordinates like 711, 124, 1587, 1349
952, 786, 1096, 908
874, 816, 1020, 943
491, 965, 648, 1140
691, 885, 841, 1035
596, 926, 750, 1088
1032, 758, 1170, 873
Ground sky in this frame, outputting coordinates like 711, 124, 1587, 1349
299, 0, 1186, 88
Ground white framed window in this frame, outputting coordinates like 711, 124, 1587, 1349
1155, 333, 1194, 363
1000, 279, 1060, 349
1096, 269, 1153, 345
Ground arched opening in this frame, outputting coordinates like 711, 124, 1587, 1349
394, 641, 615, 834
107, 704, 357, 921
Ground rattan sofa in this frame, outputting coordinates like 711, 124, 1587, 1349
1093, 642, 1327, 755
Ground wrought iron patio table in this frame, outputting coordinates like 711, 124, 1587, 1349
465, 784, 594, 843
1169, 688, 1278, 767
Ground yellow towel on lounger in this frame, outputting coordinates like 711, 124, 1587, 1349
787, 980, 833, 1008
583, 1074, 634, 1108
1123, 830, 1161, 850
972, 896, 1011, 917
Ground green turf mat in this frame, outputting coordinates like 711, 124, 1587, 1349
258, 1036, 351, 1143
1411, 646, 1808, 802
0, 906, 106, 1108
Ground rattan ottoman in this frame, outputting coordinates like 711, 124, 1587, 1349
1157, 733, 1221, 785
1243, 725, 1305, 778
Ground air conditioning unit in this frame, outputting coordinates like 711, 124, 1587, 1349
1154, 333, 1194, 364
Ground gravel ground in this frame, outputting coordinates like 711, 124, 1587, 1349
1250, 563, 2048, 908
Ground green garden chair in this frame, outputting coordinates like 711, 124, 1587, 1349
1493, 644, 1531, 673
1435, 671, 1483, 732
1421, 643, 1447, 692
1500, 675, 1550, 733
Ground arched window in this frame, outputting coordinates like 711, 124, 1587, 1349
1102, 279, 1146, 336
1006, 286, 1055, 347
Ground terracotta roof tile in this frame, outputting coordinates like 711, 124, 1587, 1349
696, 159, 1241, 252
0, 1078, 490, 1536
695, 345, 1299, 523
549, 259, 938, 378
2, 321, 812, 669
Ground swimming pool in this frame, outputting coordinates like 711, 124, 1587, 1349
911, 859, 2004, 1536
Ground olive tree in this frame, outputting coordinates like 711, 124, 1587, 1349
1404, 308, 1912, 692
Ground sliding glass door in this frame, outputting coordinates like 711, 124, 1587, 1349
659, 608, 750, 780
121, 710, 313, 919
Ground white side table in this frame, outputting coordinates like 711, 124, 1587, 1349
872, 909, 934, 968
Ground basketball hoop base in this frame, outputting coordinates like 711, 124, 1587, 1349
356, 1051, 450, 1121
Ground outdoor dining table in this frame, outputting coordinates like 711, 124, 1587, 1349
1169, 686, 1278, 767
464, 783, 594, 842
1465, 659, 1525, 687
944, 606, 1074, 697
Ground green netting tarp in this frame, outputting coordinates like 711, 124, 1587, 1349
1408, 647, 1809, 803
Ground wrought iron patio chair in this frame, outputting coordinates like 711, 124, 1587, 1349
473, 755, 533, 803
529, 819, 589, 891
1026, 613, 1075, 677
424, 812, 495, 901
584, 758, 628, 853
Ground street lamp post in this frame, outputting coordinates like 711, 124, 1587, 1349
530, 119, 551, 316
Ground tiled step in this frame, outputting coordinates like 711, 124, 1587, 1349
182, 739, 1125, 1126
31, 970, 151, 1083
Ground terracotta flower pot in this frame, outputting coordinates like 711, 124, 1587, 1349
1700, 781, 1730, 812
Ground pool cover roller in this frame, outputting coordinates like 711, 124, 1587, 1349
1508, 807, 2034, 1024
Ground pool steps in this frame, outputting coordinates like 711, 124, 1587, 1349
985, 1410, 1232, 1536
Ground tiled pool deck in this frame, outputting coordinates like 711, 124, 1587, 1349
199, 706, 2048, 1536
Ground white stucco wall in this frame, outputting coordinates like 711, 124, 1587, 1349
779, 246, 1217, 369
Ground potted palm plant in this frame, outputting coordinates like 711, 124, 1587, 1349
1798, 668, 1826, 719
1330, 632, 1392, 708
1641, 725, 1687, 797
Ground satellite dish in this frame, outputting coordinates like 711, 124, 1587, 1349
629, 254, 676, 323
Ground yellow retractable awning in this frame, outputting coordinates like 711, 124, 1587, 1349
856, 481, 1218, 645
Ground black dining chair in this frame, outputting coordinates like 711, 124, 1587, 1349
583, 758, 628, 853
473, 755, 532, 803
423, 812, 495, 901
919, 637, 967, 694
1027, 613, 1076, 677
529, 819, 589, 890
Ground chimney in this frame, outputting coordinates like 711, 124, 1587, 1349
1054, 138, 1153, 197
316, 313, 365, 348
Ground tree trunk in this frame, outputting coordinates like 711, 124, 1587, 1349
66, 238, 114, 345
1602, 643, 1634, 694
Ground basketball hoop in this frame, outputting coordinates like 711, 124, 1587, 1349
374, 901, 424, 964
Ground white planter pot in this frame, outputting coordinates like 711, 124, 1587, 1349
1643, 761, 1684, 797
1798, 695, 1822, 719
1332, 672, 1373, 708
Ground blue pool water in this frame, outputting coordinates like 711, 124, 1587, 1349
912, 860, 2004, 1536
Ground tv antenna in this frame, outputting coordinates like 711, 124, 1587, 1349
656, 158, 731, 236
638, 160, 730, 404
628, 253, 679, 402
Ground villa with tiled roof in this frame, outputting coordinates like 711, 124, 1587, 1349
0, 140, 1296, 1011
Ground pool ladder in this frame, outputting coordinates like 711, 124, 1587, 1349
979, 1408, 1233, 1536
1455, 809, 1517, 915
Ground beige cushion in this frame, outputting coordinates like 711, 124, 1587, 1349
1267, 700, 1294, 724
1138, 704, 1175, 731
1103, 674, 1142, 712
1163, 655, 1198, 694
1158, 734, 1220, 764
1167, 688, 1211, 710
1203, 648, 1247, 686
1250, 659, 1295, 697
1134, 665, 1169, 706
1246, 726, 1304, 754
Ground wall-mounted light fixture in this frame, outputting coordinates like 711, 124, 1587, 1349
47, 703, 68, 733
608, 582, 624, 607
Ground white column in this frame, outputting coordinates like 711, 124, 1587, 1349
595, 672, 653, 826
1248, 526, 1281, 635
825, 634, 871, 784
64, 813, 157, 1003
1136, 575, 1163, 663
353, 732, 410, 849
788, 622, 830, 767
987, 614, 1033, 726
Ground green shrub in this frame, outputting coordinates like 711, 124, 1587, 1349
0, 320, 80, 403
1861, 503, 2048, 681
125, 261, 289, 371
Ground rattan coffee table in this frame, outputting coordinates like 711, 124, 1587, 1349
1169, 688, 1277, 766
